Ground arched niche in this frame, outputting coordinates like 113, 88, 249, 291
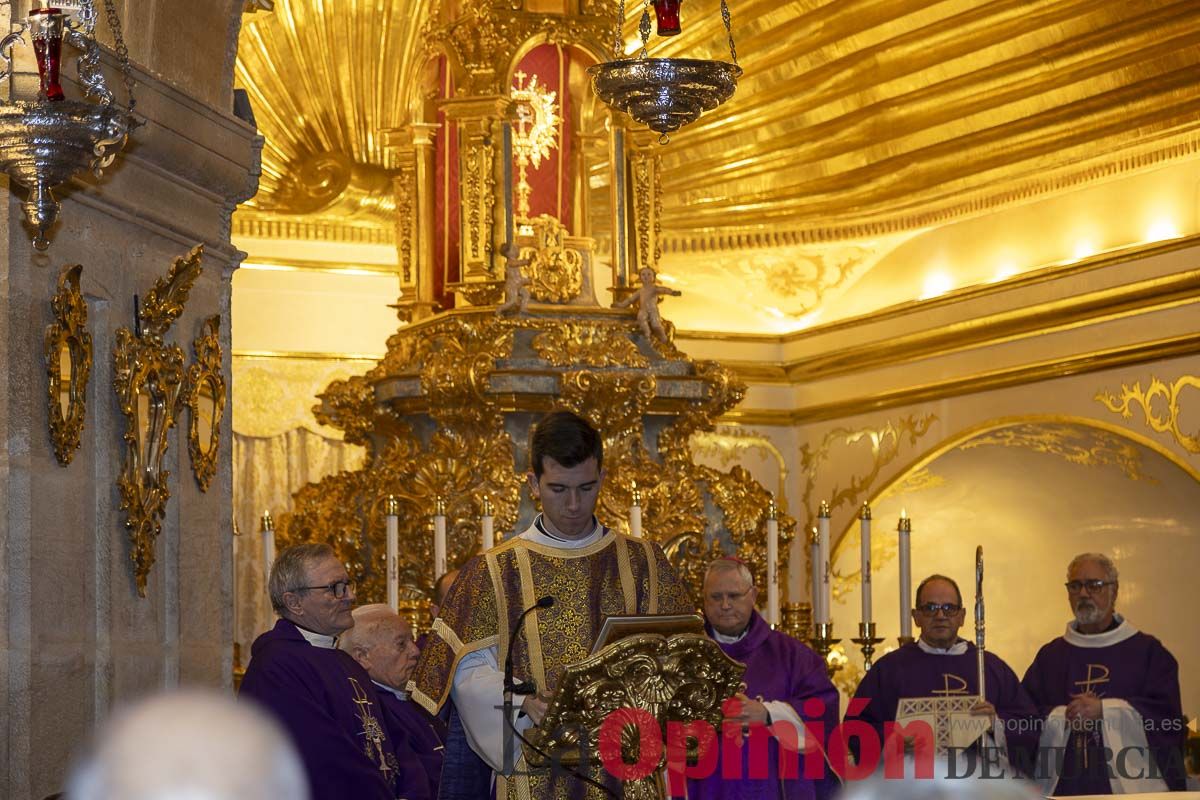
829, 415, 1200, 715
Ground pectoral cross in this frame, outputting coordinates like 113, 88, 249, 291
1070, 665, 1110, 770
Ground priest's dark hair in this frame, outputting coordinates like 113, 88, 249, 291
529, 409, 603, 478
915, 573, 962, 607
269, 542, 337, 615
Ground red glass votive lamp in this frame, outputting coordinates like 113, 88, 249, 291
29, 7, 66, 102
652, 0, 682, 36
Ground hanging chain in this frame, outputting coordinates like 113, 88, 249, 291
721, 0, 738, 66
100, 0, 137, 122
637, 0, 651, 59
612, 0, 626, 59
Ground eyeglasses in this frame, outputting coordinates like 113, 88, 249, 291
1064, 579, 1115, 594
915, 602, 963, 616
293, 579, 354, 599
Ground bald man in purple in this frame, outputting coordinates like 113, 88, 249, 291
687, 557, 840, 800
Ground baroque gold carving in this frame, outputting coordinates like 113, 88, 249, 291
532, 323, 648, 368
691, 426, 789, 504
451, 280, 505, 306
114, 245, 203, 596
45, 264, 92, 465
184, 315, 226, 492
525, 632, 745, 795
520, 215, 584, 303
1096, 375, 1200, 454
958, 422, 1153, 482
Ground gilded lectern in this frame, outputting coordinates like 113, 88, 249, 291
521, 617, 746, 800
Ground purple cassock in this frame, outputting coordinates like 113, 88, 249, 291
239, 619, 397, 800
1021, 618, 1186, 795
375, 687, 448, 800
687, 610, 841, 800
847, 640, 1037, 772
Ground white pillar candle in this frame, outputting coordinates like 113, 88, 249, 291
260, 510, 275, 590
809, 528, 820, 621
433, 497, 448, 581
817, 501, 831, 625
860, 502, 872, 625
629, 482, 642, 538
386, 496, 399, 611
766, 495, 779, 627
480, 496, 495, 551
898, 510, 912, 638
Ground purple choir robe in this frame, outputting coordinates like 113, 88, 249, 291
1021, 621, 1186, 794
376, 688, 447, 800
847, 640, 1037, 772
688, 610, 840, 800
240, 618, 397, 800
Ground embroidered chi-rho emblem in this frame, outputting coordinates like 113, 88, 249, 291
1073, 664, 1110, 696
931, 674, 969, 696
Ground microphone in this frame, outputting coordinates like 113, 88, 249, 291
504, 596, 554, 696
503, 596, 554, 774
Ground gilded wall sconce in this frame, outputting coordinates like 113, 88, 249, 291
113, 246, 203, 596
44, 263, 91, 465
184, 314, 225, 492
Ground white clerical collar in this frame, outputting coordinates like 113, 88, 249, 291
918, 638, 968, 655
373, 679, 407, 700
712, 626, 750, 644
1064, 614, 1137, 648
294, 623, 338, 650
520, 514, 606, 549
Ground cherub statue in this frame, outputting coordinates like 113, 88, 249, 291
496, 241, 532, 315
615, 266, 682, 342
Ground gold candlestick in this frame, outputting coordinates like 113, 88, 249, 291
811, 621, 842, 678
781, 601, 812, 644
851, 621, 885, 671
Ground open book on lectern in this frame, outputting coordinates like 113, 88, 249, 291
589, 613, 705, 653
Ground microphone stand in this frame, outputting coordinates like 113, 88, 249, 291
503, 596, 553, 774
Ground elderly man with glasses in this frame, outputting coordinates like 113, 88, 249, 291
240, 543, 397, 800
847, 574, 1036, 773
1021, 552, 1186, 795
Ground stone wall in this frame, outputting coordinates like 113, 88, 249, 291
0, 3, 258, 797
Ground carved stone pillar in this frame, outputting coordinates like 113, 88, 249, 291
441, 96, 511, 303
386, 123, 440, 322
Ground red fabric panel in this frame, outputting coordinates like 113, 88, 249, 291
513, 44, 574, 227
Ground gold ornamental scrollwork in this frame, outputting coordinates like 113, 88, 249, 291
958, 422, 1154, 481
520, 215, 584, 303
114, 245, 203, 596
532, 322, 648, 368
45, 264, 92, 465
560, 370, 657, 444
1096, 375, 1200, 454
525, 632, 745, 793
183, 315, 226, 492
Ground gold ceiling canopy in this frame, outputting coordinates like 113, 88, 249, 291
235, 0, 1200, 246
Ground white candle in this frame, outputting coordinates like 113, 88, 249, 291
860, 503, 872, 625
817, 501, 831, 625
766, 496, 779, 627
898, 510, 912, 638
386, 496, 399, 612
629, 482, 643, 538
809, 528, 820, 621
261, 510, 275, 590
480, 496, 495, 551
433, 498, 448, 581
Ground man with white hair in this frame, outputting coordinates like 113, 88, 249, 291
68, 689, 308, 800
240, 543, 397, 800
1021, 552, 1186, 794
688, 556, 840, 800
342, 603, 447, 800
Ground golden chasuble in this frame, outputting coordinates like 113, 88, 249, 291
408, 525, 694, 798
